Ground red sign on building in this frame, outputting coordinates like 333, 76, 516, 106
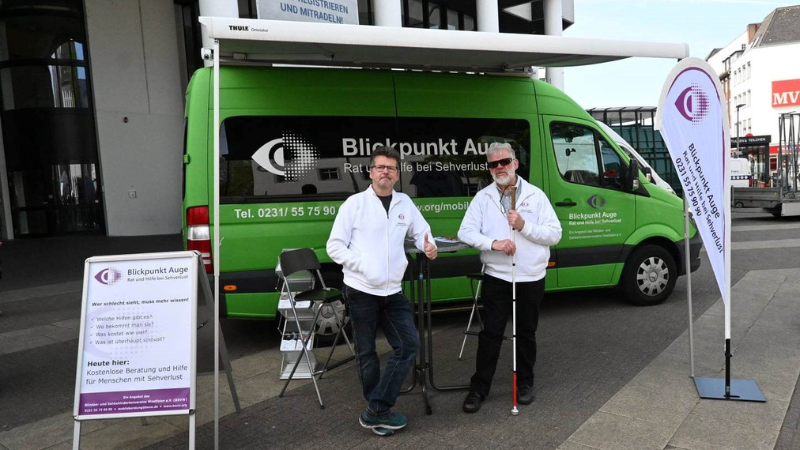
772, 79, 800, 107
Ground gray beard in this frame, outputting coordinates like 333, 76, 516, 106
492, 171, 515, 186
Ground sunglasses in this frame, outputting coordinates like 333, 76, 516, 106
488, 158, 514, 169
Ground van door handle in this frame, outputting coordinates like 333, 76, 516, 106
555, 200, 577, 207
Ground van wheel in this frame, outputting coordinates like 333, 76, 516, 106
314, 300, 351, 347
621, 245, 677, 306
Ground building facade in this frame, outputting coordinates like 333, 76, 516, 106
707, 5, 800, 185
0, 0, 573, 239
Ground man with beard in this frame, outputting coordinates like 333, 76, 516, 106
457, 142, 561, 413
327, 145, 437, 435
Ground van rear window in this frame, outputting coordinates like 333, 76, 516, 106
220, 116, 530, 203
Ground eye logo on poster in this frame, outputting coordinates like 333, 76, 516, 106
94, 268, 122, 285
252, 131, 320, 179
675, 84, 710, 125
587, 194, 606, 209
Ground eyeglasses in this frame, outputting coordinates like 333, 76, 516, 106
488, 158, 514, 169
371, 165, 399, 173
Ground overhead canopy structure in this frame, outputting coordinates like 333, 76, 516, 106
199, 17, 689, 72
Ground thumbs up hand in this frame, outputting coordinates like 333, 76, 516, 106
424, 233, 438, 260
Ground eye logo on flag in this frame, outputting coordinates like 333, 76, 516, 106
675, 84, 711, 125
252, 131, 320, 179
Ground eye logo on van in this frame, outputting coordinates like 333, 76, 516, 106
94, 267, 122, 285
587, 195, 606, 209
252, 131, 320, 179
675, 84, 710, 125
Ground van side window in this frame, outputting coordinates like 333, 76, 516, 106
551, 122, 628, 191
218, 116, 530, 203
550, 123, 600, 187
599, 137, 627, 191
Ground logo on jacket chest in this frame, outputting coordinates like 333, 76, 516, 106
396, 213, 407, 227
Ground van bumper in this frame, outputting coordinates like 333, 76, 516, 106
677, 233, 703, 275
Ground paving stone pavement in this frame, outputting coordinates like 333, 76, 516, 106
3, 233, 800, 449
142, 268, 800, 450
6, 267, 783, 450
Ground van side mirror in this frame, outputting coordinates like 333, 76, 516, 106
641, 166, 653, 182
627, 159, 641, 192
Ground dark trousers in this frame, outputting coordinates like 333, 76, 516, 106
343, 284, 420, 415
470, 274, 545, 396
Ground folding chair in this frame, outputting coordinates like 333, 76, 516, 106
458, 266, 485, 360
277, 248, 354, 409
457, 265, 511, 360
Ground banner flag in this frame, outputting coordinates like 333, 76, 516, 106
655, 57, 731, 337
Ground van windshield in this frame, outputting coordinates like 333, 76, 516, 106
219, 116, 530, 203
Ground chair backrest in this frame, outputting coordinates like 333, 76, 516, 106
279, 248, 322, 278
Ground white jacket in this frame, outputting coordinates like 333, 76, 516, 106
327, 186, 435, 296
458, 177, 561, 282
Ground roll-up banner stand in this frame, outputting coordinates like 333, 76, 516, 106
72, 251, 200, 449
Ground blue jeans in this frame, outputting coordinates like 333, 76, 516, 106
343, 284, 420, 415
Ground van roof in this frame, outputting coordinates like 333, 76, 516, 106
191, 65, 592, 120
199, 17, 689, 73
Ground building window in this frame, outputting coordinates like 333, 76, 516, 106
746, 62, 751, 80
403, 0, 474, 30
319, 168, 340, 181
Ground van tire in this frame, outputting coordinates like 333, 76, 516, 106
621, 245, 677, 306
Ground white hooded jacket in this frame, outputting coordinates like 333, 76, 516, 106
327, 186, 435, 296
458, 177, 561, 282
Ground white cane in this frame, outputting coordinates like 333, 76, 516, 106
510, 186, 519, 416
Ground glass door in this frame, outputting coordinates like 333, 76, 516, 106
0, 0, 104, 236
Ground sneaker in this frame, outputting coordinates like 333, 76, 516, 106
518, 385, 535, 405
371, 427, 395, 437
463, 391, 485, 413
359, 410, 408, 431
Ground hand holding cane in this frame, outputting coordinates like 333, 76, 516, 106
509, 186, 519, 416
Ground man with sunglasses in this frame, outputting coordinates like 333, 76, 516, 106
458, 142, 561, 413
327, 145, 437, 436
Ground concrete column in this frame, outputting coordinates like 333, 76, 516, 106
198, 0, 239, 67
0, 110, 12, 240
373, 0, 402, 27
0, 22, 13, 239
543, 0, 564, 90
477, 0, 499, 32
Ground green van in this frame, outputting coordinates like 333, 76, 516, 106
182, 66, 701, 327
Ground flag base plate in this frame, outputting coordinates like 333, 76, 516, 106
694, 377, 766, 402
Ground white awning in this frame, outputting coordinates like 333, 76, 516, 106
199, 17, 689, 72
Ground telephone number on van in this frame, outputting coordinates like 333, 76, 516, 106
233, 206, 338, 219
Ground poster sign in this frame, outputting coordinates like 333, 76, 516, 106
73, 252, 198, 419
772, 79, 800, 108
257, 0, 359, 25
655, 57, 731, 331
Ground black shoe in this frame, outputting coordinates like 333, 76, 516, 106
463, 391, 485, 413
517, 385, 535, 405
